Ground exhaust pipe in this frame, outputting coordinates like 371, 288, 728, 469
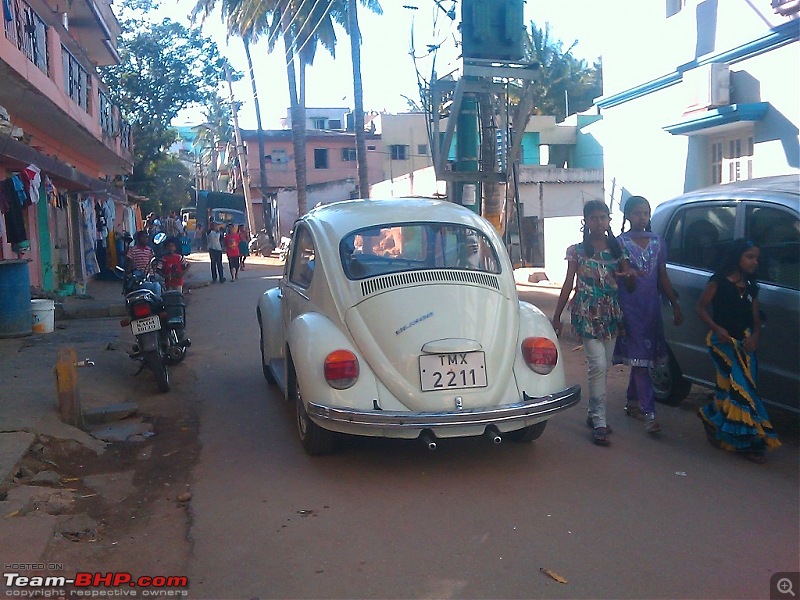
420, 430, 437, 451
485, 425, 502, 445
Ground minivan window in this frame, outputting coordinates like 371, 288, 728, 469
746, 205, 800, 289
665, 205, 736, 271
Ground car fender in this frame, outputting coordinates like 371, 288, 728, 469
287, 312, 380, 411
514, 300, 568, 396
258, 287, 284, 362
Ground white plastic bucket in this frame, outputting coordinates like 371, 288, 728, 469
31, 299, 55, 334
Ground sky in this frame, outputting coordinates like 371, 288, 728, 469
151, 0, 608, 130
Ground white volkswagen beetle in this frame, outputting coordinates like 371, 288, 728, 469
257, 198, 581, 455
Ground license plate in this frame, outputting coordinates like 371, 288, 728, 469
131, 315, 161, 335
419, 351, 487, 392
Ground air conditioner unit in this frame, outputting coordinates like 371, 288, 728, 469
684, 63, 730, 112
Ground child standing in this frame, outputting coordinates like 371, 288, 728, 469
613, 196, 683, 434
156, 239, 190, 291
552, 201, 631, 446
696, 239, 780, 463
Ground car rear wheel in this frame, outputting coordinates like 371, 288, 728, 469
505, 420, 547, 442
651, 345, 692, 406
258, 310, 276, 384
292, 363, 335, 456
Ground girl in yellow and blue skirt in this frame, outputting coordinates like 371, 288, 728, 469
695, 239, 780, 463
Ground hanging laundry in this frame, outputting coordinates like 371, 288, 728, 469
1, 177, 29, 253
21, 164, 41, 203
80, 198, 99, 277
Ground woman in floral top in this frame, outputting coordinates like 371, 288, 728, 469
552, 200, 632, 446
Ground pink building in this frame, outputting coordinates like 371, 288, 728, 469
239, 129, 383, 236
1, 0, 134, 291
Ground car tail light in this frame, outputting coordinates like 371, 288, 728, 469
521, 337, 558, 375
132, 303, 151, 318
324, 350, 359, 389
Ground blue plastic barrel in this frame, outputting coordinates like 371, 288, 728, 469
0, 259, 32, 338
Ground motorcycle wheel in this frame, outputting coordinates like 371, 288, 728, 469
166, 331, 187, 365
145, 351, 170, 393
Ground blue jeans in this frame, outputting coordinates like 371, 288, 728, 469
583, 337, 616, 428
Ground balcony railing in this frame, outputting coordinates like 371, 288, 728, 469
62, 46, 91, 112
3, 0, 49, 75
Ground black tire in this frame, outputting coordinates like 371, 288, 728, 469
505, 420, 547, 443
651, 345, 691, 406
291, 362, 335, 456
145, 352, 170, 393
166, 331, 187, 365
257, 311, 276, 384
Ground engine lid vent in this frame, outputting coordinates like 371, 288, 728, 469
360, 270, 500, 297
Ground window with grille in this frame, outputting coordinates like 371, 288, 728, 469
341, 148, 357, 161
390, 145, 409, 160
710, 131, 754, 184
62, 47, 90, 112
99, 91, 113, 136
311, 118, 326, 130
4, 1, 49, 74
314, 148, 329, 169
417, 144, 428, 155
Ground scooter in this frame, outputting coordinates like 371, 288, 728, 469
116, 234, 190, 392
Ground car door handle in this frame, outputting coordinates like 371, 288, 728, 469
277, 290, 283, 299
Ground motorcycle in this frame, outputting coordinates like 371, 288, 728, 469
116, 233, 190, 392
248, 228, 275, 256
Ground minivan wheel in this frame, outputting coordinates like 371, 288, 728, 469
651, 346, 692, 406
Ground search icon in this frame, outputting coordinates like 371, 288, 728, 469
777, 578, 796, 597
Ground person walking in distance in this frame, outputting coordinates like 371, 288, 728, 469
238, 225, 250, 271
696, 239, 780, 463
207, 223, 225, 283
552, 200, 632, 446
224, 223, 241, 281
613, 196, 684, 434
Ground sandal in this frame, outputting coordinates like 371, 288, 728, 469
624, 404, 646, 421
586, 416, 613, 433
592, 427, 611, 446
743, 452, 767, 464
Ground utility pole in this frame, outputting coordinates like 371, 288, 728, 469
226, 65, 257, 237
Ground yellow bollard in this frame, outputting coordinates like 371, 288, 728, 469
55, 346, 82, 428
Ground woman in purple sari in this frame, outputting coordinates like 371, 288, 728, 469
614, 196, 683, 433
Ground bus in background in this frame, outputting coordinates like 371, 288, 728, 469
210, 208, 246, 229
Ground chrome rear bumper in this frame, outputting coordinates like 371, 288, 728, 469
306, 384, 581, 433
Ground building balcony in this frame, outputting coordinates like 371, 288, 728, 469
1, 0, 131, 179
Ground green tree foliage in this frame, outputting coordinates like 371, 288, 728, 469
100, 0, 231, 215
523, 22, 602, 122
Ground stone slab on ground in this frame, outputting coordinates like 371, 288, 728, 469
0, 431, 35, 487
0, 512, 58, 565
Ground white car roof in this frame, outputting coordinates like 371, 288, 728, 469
303, 198, 495, 240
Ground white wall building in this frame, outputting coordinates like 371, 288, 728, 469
594, 0, 799, 210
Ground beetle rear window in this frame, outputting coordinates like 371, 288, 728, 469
339, 223, 501, 280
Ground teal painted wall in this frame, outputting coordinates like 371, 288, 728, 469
573, 114, 604, 169
36, 187, 55, 291
521, 132, 540, 165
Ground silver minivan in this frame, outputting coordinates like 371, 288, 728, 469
650, 175, 799, 414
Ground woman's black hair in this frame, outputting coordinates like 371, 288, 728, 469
582, 200, 623, 259
620, 195, 652, 234
715, 238, 759, 288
